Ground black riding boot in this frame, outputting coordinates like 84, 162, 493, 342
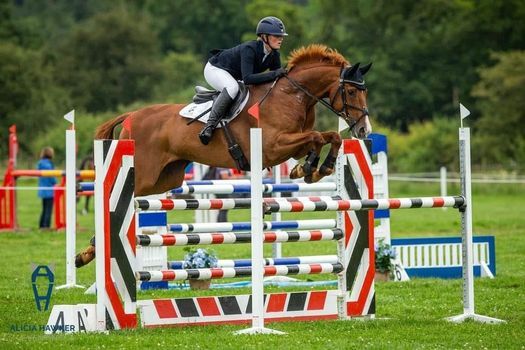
198, 89, 234, 145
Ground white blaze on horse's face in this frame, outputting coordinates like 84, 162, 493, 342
354, 113, 372, 139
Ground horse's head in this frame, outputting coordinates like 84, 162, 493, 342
285, 45, 373, 139
329, 62, 372, 138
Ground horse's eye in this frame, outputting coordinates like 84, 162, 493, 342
348, 90, 356, 97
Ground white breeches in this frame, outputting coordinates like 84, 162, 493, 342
204, 62, 239, 99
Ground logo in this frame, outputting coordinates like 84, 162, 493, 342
31, 264, 54, 311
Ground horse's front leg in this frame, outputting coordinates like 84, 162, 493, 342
308, 131, 342, 183
277, 132, 326, 182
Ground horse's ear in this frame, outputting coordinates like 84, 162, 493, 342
359, 62, 372, 76
344, 63, 360, 79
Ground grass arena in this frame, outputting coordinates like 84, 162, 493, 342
1, 128, 524, 349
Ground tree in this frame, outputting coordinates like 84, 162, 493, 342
146, 0, 252, 60
0, 40, 70, 158
472, 51, 525, 171
308, 0, 525, 131
53, 8, 162, 113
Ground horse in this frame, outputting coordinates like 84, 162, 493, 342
95, 44, 372, 196
74, 44, 372, 267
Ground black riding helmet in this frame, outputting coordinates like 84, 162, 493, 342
256, 16, 288, 36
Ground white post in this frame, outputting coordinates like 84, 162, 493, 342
446, 126, 503, 323
440, 166, 447, 211
234, 128, 284, 335
57, 110, 84, 290
94, 140, 107, 331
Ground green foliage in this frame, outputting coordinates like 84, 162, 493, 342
31, 112, 110, 166
52, 8, 162, 113
375, 239, 396, 273
244, 0, 307, 59
387, 117, 459, 173
0, 41, 70, 158
146, 0, 252, 59
309, 0, 525, 131
472, 51, 525, 171
152, 51, 204, 102
1, 0, 524, 173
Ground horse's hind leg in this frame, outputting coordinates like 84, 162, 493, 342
309, 131, 342, 183
149, 160, 190, 195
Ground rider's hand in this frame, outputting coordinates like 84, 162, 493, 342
274, 67, 287, 78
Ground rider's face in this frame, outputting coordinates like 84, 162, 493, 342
267, 35, 284, 50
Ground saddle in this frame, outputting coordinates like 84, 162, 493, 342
192, 82, 248, 120
180, 82, 251, 172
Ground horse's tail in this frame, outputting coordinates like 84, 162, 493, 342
95, 113, 130, 139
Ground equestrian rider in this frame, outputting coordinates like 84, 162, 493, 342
198, 16, 288, 145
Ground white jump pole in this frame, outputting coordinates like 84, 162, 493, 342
271, 164, 282, 259
440, 166, 447, 211
235, 128, 284, 335
446, 104, 504, 324
57, 110, 84, 290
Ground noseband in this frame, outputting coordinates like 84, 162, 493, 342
283, 68, 368, 132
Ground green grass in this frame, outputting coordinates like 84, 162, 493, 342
1, 180, 524, 349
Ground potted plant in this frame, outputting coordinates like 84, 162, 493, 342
374, 239, 396, 282
183, 247, 218, 290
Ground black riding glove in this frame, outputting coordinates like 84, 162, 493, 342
273, 67, 287, 78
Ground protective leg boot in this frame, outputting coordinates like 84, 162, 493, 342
199, 89, 234, 145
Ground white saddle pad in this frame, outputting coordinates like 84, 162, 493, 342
179, 92, 250, 127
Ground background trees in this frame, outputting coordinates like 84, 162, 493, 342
1, 0, 524, 172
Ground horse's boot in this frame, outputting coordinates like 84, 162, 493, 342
198, 89, 234, 145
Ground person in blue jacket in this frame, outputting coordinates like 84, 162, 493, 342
37, 147, 57, 229
198, 16, 288, 145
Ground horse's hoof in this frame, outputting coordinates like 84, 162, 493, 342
289, 171, 299, 179
319, 165, 333, 176
304, 175, 313, 183
75, 245, 96, 268
289, 166, 304, 179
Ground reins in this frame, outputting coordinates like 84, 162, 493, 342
249, 65, 369, 133
282, 72, 368, 132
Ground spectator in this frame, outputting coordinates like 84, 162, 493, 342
37, 147, 56, 229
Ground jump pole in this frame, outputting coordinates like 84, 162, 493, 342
57, 110, 84, 290
446, 104, 504, 323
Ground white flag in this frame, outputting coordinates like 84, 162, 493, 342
64, 110, 75, 124
459, 103, 470, 120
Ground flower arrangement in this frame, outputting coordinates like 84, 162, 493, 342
375, 239, 396, 273
183, 248, 218, 269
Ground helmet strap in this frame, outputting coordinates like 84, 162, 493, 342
261, 35, 273, 52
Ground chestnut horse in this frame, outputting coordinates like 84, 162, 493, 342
96, 44, 372, 196
75, 44, 373, 267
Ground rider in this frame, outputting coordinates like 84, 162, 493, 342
198, 16, 288, 145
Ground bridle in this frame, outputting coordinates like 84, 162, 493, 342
282, 66, 369, 131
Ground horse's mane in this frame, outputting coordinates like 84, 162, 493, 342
287, 44, 349, 69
